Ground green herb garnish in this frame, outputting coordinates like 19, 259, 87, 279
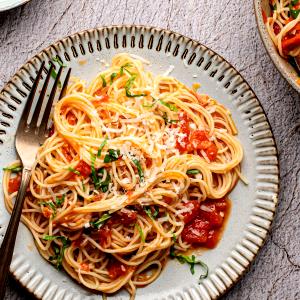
135, 224, 145, 242
162, 112, 178, 124
104, 149, 120, 163
96, 168, 111, 192
132, 159, 144, 182
110, 72, 117, 84
144, 206, 159, 219
142, 97, 159, 108
291, 0, 299, 6
159, 99, 178, 111
97, 137, 108, 157
172, 233, 177, 242
39, 201, 57, 217
52, 56, 66, 67
3, 165, 22, 173
290, 3, 300, 18
81, 180, 86, 192
68, 167, 81, 175
55, 195, 65, 206
170, 248, 209, 281
43, 235, 71, 269
90, 151, 98, 187
100, 74, 107, 87
90, 213, 111, 229
186, 169, 201, 175
125, 75, 147, 98
120, 63, 132, 75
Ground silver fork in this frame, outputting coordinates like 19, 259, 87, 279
0, 61, 71, 298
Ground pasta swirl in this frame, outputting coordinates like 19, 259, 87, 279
3, 53, 244, 298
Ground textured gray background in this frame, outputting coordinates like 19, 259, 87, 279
0, 0, 299, 299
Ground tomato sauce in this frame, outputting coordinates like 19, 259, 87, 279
107, 258, 128, 279
8, 174, 21, 193
181, 198, 231, 249
74, 160, 91, 178
175, 112, 218, 161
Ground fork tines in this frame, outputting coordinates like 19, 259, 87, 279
18, 62, 71, 136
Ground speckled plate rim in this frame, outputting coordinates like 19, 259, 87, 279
0, 25, 280, 300
254, 0, 300, 93
0, 0, 30, 12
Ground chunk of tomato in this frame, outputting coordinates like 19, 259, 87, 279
181, 217, 210, 244
93, 89, 109, 103
115, 208, 137, 225
74, 160, 91, 178
203, 198, 227, 212
180, 200, 200, 224
175, 112, 190, 153
8, 174, 21, 193
189, 130, 210, 150
205, 230, 220, 249
162, 196, 173, 205
107, 258, 128, 279
42, 207, 52, 219
205, 144, 218, 161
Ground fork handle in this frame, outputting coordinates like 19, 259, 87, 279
0, 168, 31, 299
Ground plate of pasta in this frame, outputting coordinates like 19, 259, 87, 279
0, 26, 279, 300
254, 0, 300, 92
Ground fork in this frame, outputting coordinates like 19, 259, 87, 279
0, 61, 71, 299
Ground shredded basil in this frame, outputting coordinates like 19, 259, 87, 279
120, 63, 132, 75
90, 151, 98, 187
43, 235, 70, 269
135, 224, 145, 242
144, 206, 159, 219
291, 0, 299, 6
68, 167, 81, 175
100, 74, 107, 87
142, 97, 159, 108
186, 169, 201, 175
39, 201, 57, 217
110, 72, 117, 84
170, 247, 209, 281
172, 233, 177, 242
49, 62, 62, 88
271, 3, 277, 10
132, 159, 144, 182
96, 168, 111, 192
159, 99, 178, 111
81, 180, 86, 192
125, 75, 147, 98
104, 149, 120, 163
3, 165, 22, 173
52, 56, 66, 67
97, 137, 108, 157
290, 3, 300, 18
162, 112, 178, 124
90, 213, 111, 229
55, 195, 65, 206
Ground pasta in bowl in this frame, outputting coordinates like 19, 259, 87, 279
3, 53, 244, 298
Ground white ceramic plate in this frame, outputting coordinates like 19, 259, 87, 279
254, 0, 300, 93
0, 26, 279, 300
0, 0, 30, 11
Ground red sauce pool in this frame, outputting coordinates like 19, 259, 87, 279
182, 197, 231, 252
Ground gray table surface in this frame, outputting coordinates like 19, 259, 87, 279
0, 0, 299, 299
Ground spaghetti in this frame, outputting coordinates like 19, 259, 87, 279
265, 0, 300, 69
3, 53, 244, 298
